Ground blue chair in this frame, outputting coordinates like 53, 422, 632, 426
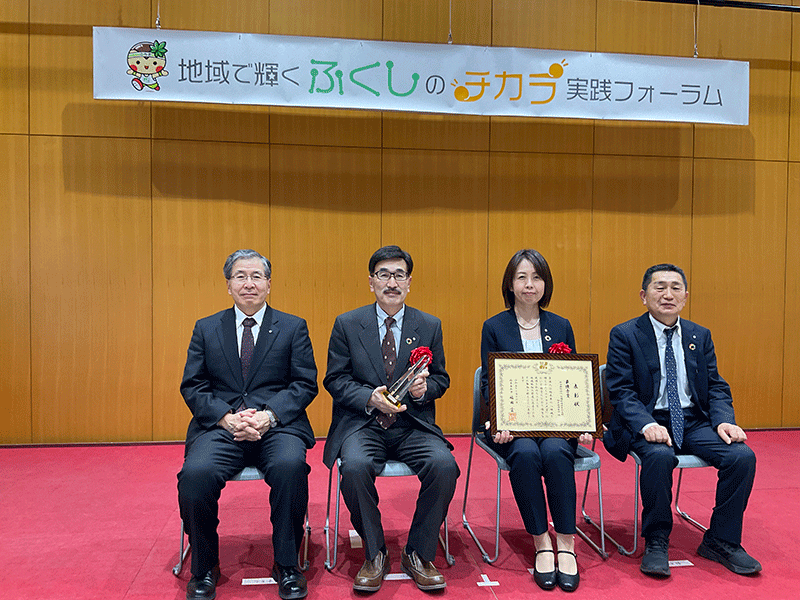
462, 367, 607, 563
324, 458, 454, 570
173, 466, 310, 576
586, 364, 710, 556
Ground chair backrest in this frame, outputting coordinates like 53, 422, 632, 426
379, 460, 416, 477
599, 364, 613, 425
229, 466, 264, 482
472, 367, 483, 434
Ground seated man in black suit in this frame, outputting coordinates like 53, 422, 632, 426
604, 263, 760, 578
323, 245, 459, 592
177, 249, 318, 600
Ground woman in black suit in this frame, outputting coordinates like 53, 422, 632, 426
480, 249, 591, 593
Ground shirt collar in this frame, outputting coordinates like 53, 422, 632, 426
649, 313, 681, 338
376, 303, 405, 328
234, 303, 267, 327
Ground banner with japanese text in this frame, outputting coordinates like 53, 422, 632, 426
93, 27, 749, 125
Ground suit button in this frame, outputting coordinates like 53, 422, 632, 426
243, 392, 248, 396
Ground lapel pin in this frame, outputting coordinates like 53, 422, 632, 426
406, 338, 413, 345
689, 343, 696, 350
545, 335, 552, 341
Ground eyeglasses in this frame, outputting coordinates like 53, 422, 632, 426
372, 270, 409, 282
230, 272, 267, 283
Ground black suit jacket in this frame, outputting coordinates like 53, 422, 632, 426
480, 308, 577, 407
180, 305, 318, 451
322, 303, 450, 468
603, 312, 736, 462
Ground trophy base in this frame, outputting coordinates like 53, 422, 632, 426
382, 390, 402, 407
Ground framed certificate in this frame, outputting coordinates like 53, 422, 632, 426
487, 352, 603, 438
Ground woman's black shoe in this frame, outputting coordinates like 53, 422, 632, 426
556, 550, 580, 592
533, 549, 557, 590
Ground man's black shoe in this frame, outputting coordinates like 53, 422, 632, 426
640, 534, 670, 578
271, 563, 308, 599
187, 564, 220, 600
697, 534, 762, 575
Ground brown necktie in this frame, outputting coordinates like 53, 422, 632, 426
241, 317, 256, 383
376, 317, 398, 429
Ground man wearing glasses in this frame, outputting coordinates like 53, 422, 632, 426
178, 249, 317, 600
323, 245, 459, 592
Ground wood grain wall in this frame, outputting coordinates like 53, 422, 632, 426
2, 0, 798, 443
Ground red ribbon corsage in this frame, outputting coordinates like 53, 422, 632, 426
548, 342, 572, 354
410, 346, 433, 364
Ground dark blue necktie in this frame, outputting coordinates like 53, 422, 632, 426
664, 326, 684, 448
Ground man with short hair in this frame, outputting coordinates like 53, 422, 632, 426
604, 264, 760, 578
178, 249, 317, 600
323, 245, 459, 592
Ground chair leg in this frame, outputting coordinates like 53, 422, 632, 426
577, 445, 609, 559
173, 519, 190, 576
175, 513, 309, 576
461, 434, 502, 564
624, 460, 641, 556
584, 458, 639, 556
576, 467, 608, 559
324, 462, 337, 570
439, 519, 455, 566
301, 512, 311, 571
675, 468, 708, 532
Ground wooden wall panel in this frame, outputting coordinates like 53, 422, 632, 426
0, 2, 28, 134
595, 2, 695, 156
0, 135, 31, 443
270, 108, 382, 148
4, 1, 800, 443
784, 163, 800, 426
381, 2, 492, 151
694, 7, 791, 161
597, 0, 695, 57
383, 114, 490, 152
790, 10, 800, 162
695, 68, 790, 161
493, 0, 596, 52
383, 0, 491, 45
269, 0, 382, 39
595, 122, 694, 158
490, 0, 596, 155
690, 159, 786, 428
152, 140, 272, 441
490, 118, 594, 155
269, 145, 382, 437
590, 156, 694, 358
267, 0, 384, 151
488, 153, 593, 350
149, 0, 272, 143
153, 105, 272, 145
28, 4, 150, 138
382, 149, 489, 434
29, 136, 152, 443
153, 0, 270, 33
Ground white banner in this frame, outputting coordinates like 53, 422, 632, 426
93, 27, 748, 125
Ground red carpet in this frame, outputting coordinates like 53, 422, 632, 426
1, 430, 798, 599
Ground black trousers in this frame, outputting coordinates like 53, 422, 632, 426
177, 428, 310, 576
338, 419, 460, 562
630, 408, 756, 545
484, 431, 578, 535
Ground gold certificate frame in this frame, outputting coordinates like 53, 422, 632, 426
488, 352, 603, 438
